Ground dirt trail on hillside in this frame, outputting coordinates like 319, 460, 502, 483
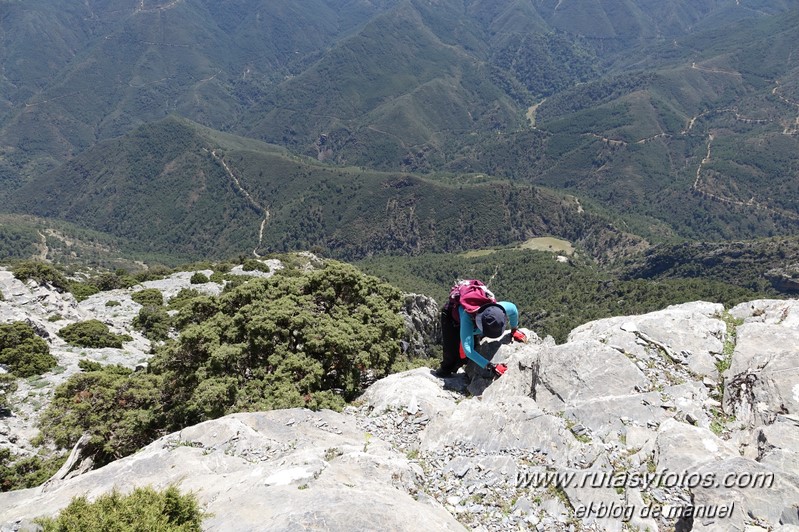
692, 134, 799, 220
207, 149, 270, 257
772, 82, 799, 135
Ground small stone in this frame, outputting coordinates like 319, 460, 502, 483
651, 488, 668, 503
453, 463, 471, 478
620, 322, 639, 333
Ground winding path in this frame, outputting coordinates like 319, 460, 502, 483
206, 149, 270, 257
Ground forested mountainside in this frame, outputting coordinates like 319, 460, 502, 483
5, 117, 643, 263
2, 0, 799, 263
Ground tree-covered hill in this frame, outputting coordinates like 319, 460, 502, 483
2, 0, 799, 256
356, 246, 776, 343
6, 117, 642, 263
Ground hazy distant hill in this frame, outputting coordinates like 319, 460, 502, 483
2, 0, 799, 260
8, 117, 642, 262
529, 7, 799, 240
0, 0, 394, 180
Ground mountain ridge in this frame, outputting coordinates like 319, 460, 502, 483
7, 116, 646, 262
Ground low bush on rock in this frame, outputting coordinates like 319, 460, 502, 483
133, 305, 172, 342
189, 272, 209, 284
131, 288, 164, 307
58, 320, 131, 349
0, 322, 56, 377
166, 289, 203, 310
11, 261, 70, 292
35, 486, 204, 531
241, 258, 270, 272
0, 448, 66, 492
38, 361, 164, 467
0, 374, 17, 413
37, 261, 407, 467
69, 271, 147, 302
68, 283, 99, 301
152, 261, 405, 422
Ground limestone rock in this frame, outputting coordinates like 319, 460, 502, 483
723, 322, 799, 427
358, 367, 457, 420
419, 394, 600, 468
3, 265, 799, 532
0, 410, 464, 531
730, 299, 799, 328
690, 457, 799, 531
654, 418, 739, 473
400, 293, 440, 359
569, 301, 726, 379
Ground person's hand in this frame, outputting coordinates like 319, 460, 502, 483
511, 328, 528, 343
487, 363, 507, 377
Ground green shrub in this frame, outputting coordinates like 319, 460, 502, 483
132, 267, 174, 283
105, 300, 121, 307
38, 363, 164, 467
153, 261, 405, 424
58, 320, 128, 349
92, 271, 138, 291
36, 261, 406, 469
35, 486, 203, 531
167, 289, 203, 311
68, 282, 100, 302
0, 322, 56, 377
189, 272, 209, 284
0, 373, 17, 413
171, 296, 219, 331
133, 306, 172, 341
131, 288, 164, 307
0, 448, 66, 492
241, 259, 270, 273
67, 271, 139, 300
12, 261, 69, 292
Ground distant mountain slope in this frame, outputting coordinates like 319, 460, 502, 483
7, 117, 642, 262
0, 0, 393, 181
620, 237, 799, 293
523, 7, 799, 240
3, 0, 799, 250
8, 118, 263, 260
5, 0, 793, 181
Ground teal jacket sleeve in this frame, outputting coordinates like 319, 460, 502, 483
498, 301, 519, 329
458, 306, 491, 368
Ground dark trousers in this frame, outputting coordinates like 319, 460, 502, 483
439, 306, 463, 374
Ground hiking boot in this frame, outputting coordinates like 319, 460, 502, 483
432, 367, 453, 378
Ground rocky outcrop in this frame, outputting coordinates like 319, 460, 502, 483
0, 268, 222, 455
400, 293, 440, 359
724, 300, 799, 430
765, 264, 799, 293
2, 269, 798, 531
0, 410, 463, 532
